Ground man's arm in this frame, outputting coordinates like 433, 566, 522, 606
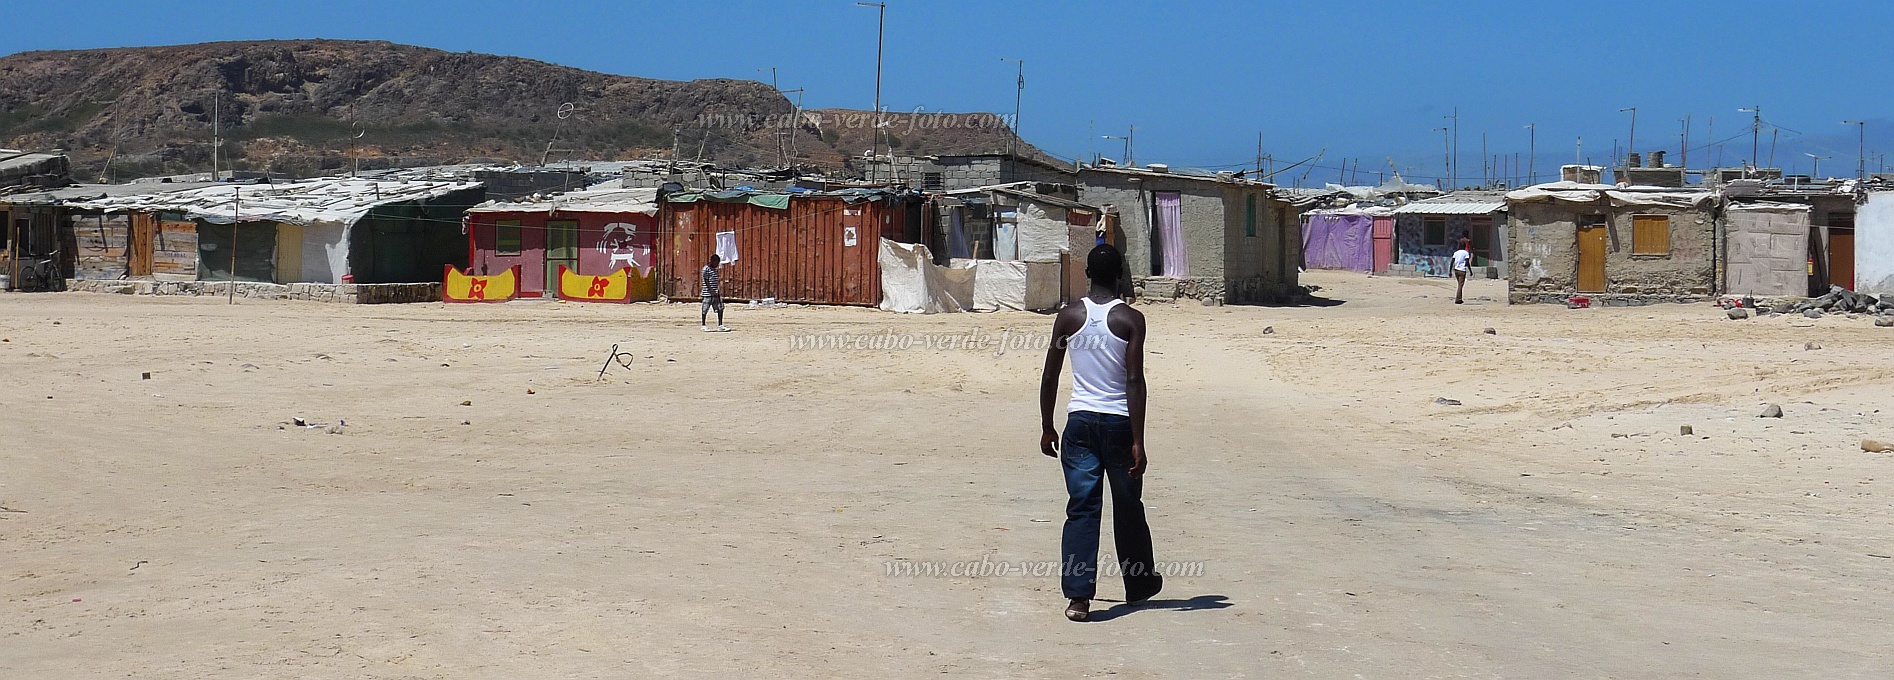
1121, 306, 1149, 478
1040, 306, 1081, 457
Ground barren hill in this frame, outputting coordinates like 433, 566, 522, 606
0, 40, 1046, 180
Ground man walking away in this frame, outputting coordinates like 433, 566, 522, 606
1451, 238, 1472, 305
1039, 243, 1160, 622
701, 253, 727, 331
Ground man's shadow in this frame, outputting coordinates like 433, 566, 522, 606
1084, 594, 1232, 622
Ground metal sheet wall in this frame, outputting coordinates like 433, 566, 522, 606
660, 196, 897, 306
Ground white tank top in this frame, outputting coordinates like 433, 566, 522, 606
1068, 297, 1131, 416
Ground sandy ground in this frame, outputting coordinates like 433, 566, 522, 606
4, 270, 1894, 678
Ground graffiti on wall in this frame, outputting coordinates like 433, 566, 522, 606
597, 222, 653, 275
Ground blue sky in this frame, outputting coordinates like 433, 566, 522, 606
5, 0, 1890, 185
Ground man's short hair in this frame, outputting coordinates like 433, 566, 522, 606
1086, 244, 1123, 287
708, 253, 721, 266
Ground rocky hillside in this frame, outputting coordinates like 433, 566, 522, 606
0, 40, 1047, 179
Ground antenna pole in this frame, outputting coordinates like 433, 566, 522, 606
227, 186, 240, 304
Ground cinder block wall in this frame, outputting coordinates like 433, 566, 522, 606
1220, 187, 1299, 303
1077, 171, 1298, 303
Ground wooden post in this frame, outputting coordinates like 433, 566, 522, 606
227, 187, 240, 304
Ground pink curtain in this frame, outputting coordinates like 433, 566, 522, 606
1155, 191, 1187, 277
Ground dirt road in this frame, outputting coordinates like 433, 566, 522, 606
4, 272, 1892, 677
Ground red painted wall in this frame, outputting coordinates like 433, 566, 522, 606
468, 210, 656, 296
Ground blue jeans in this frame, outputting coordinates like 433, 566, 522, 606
1060, 411, 1161, 601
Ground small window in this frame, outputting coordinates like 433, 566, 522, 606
1631, 215, 1670, 255
1423, 216, 1447, 246
921, 172, 944, 191
495, 220, 523, 255
1245, 194, 1256, 237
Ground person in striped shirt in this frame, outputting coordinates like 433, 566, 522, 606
701, 254, 727, 331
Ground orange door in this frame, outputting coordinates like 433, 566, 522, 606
1577, 223, 1607, 293
1829, 229, 1855, 291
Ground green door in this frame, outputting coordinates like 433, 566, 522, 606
545, 220, 578, 294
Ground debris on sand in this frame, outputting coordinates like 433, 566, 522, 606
1760, 404, 1783, 418
1726, 308, 1749, 320
1864, 439, 1894, 453
1434, 397, 1462, 406
1680, 425, 1694, 436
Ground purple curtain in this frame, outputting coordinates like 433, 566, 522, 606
1301, 213, 1375, 271
1155, 192, 1187, 277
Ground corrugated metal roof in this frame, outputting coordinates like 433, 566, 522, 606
1392, 201, 1505, 215
66, 178, 483, 225
468, 186, 659, 216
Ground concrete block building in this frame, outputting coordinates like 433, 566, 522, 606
864, 153, 1076, 191
1075, 165, 1299, 304
1505, 182, 1720, 304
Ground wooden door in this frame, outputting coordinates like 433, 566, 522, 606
545, 220, 578, 293
1577, 222, 1607, 293
1829, 228, 1855, 291
1371, 215, 1394, 272
128, 213, 156, 277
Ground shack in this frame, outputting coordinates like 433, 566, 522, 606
69, 178, 484, 285
1, 180, 218, 290
1505, 181, 1720, 304
465, 187, 661, 299
1722, 179, 1866, 296
659, 188, 926, 306
1300, 206, 1388, 273
1389, 192, 1507, 278
1075, 164, 1299, 304
929, 182, 1095, 309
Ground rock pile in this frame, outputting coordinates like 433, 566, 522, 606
1786, 286, 1889, 316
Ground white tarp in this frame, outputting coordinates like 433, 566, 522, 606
1505, 181, 1716, 207
948, 259, 1061, 312
1015, 202, 1070, 263
466, 187, 660, 216
878, 239, 963, 314
960, 259, 1026, 311
301, 221, 349, 284
880, 238, 1062, 313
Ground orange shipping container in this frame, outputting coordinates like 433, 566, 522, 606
660, 192, 920, 306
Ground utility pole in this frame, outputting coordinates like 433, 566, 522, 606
1680, 114, 1691, 169
1102, 126, 1133, 166
1805, 152, 1828, 179
349, 121, 365, 177
1444, 108, 1458, 189
1434, 126, 1449, 189
1001, 58, 1024, 160
227, 186, 240, 304
211, 92, 220, 181
1255, 132, 1263, 179
1524, 123, 1536, 185
1619, 107, 1637, 168
1844, 120, 1866, 181
1481, 132, 1488, 187
781, 87, 804, 168
1739, 106, 1761, 168
857, 2, 886, 181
